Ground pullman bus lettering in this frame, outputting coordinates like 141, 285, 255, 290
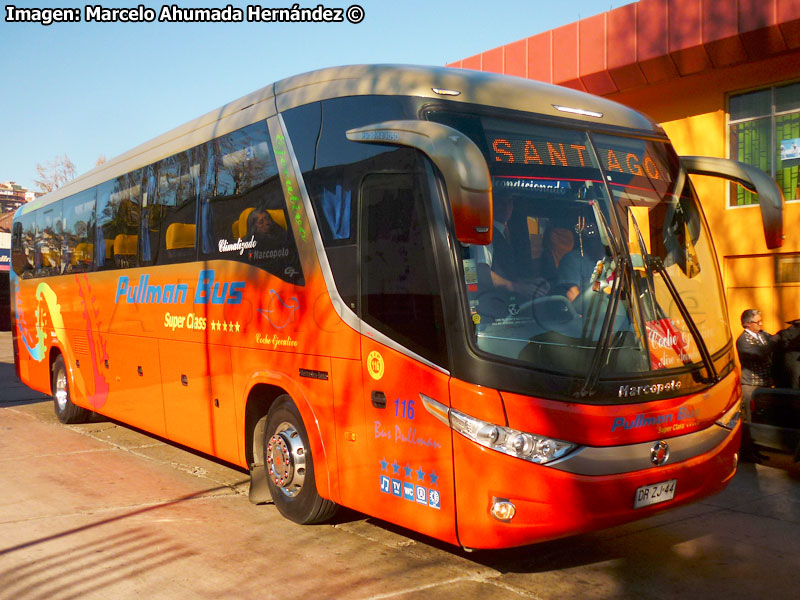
115, 269, 244, 305
115, 274, 188, 305
612, 404, 698, 432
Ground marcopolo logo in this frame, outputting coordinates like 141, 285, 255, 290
618, 380, 681, 399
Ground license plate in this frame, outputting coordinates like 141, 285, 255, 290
633, 479, 676, 509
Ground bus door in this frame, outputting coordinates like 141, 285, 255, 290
356, 171, 457, 545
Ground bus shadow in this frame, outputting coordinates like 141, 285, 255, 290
0, 487, 223, 600
355, 495, 792, 600
0, 362, 50, 407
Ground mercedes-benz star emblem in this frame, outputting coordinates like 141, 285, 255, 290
650, 441, 670, 466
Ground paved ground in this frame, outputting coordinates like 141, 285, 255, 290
1, 330, 799, 599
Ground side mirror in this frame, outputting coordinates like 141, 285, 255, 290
346, 120, 493, 245
680, 155, 784, 249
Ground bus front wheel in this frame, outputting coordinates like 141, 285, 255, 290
52, 355, 92, 424
263, 395, 338, 524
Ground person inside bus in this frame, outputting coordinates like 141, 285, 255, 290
247, 207, 287, 248
555, 218, 604, 310
539, 216, 582, 298
474, 195, 549, 299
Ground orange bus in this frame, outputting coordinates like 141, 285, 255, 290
10, 65, 784, 549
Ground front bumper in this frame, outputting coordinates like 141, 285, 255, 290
453, 421, 740, 549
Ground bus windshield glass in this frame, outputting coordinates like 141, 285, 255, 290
428, 111, 729, 382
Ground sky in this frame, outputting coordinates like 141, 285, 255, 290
1, 1, 634, 191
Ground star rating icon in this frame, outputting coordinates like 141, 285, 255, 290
384, 461, 439, 487
210, 320, 240, 333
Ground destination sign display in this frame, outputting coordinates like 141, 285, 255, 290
489, 135, 667, 182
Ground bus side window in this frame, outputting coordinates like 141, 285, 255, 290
62, 189, 95, 273
200, 122, 304, 284
283, 95, 414, 309
140, 165, 160, 266
11, 217, 35, 278
156, 152, 197, 265
360, 171, 447, 366
94, 173, 142, 271
36, 204, 63, 277
114, 171, 142, 269
95, 180, 116, 271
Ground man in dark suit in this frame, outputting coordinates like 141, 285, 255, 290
736, 309, 776, 414
736, 308, 776, 460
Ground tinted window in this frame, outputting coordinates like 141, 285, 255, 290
154, 151, 197, 265
281, 101, 321, 173
63, 189, 95, 273
36, 203, 63, 276
361, 170, 447, 365
730, 89, 771, 120
776, 81, 800, 113
201, 122, 304, 285
11, 215, 34, 277
95, 173, 141, 270
283, 96, 415, 306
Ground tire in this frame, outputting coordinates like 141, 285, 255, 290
52, 355, 91, 424
263, 395, 338, 524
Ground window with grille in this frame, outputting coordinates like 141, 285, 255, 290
729, 82, 800, 206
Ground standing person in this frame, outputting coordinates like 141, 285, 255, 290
736, 308, 776, 460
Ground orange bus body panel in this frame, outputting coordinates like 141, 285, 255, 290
357, 337, 458, 546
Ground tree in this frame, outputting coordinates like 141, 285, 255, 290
34, 154, 76, 193
95, 155, 107, 167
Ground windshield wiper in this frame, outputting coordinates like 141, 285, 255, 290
627, 205, 719, 383
576, 200, 628, 398
647, 254, 719, 383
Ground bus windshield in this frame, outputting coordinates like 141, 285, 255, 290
429, 111, 729, 385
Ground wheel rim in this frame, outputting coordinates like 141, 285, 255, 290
55, 367, 68, 412
266, 422, 306, 497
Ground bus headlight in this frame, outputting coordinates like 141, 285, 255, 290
450, 408, 577, 464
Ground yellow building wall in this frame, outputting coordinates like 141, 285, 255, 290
608, 52, 800, 336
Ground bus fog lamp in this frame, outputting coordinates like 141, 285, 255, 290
490, 499, 516, 522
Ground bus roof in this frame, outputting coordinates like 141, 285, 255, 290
22, 64, 661, 214
273, 64, 659, 131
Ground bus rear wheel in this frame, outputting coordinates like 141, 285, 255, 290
263, 395, 337, 524
52, 355, 92, 424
